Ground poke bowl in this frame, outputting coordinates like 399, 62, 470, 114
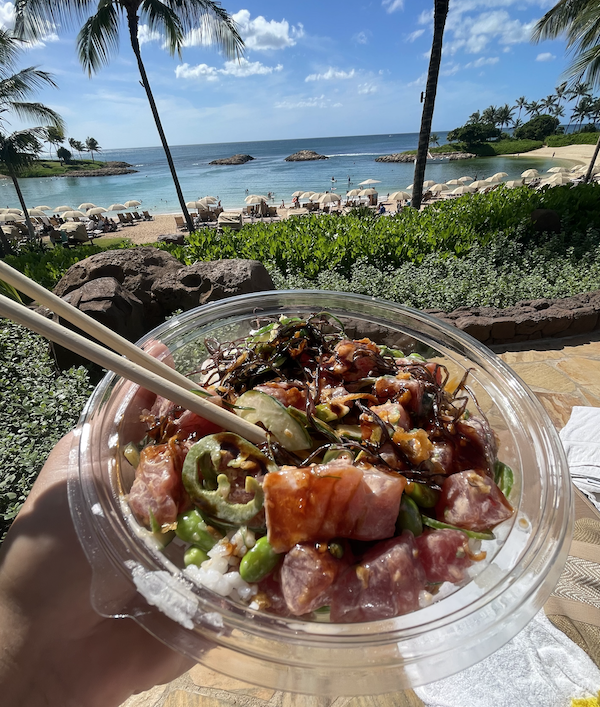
68, 290, 572, 696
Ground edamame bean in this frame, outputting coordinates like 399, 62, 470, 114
184, 546, 209, 567
176, 509, 220, 551
405, 481, 440, 508
239, 536, 281, 583
396, 495, 423, 536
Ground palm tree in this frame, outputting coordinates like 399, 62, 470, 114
554, 81, 569, 109
514, 96, 528, 121
540, 94, 558, 113
15, 1, 244, 234
525, 100, 541, 117
0, 29, 64, 241
429, 133, 440, 147
85, 136, 101, 161
68, 136, 85, 159
481, 105, 500, 126
467, 110, 481, 124
412, 0, 449, 211
496, 104, 515, 131
46, 125, 64, 158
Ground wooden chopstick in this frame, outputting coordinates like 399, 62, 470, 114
0, 293, 267, 445
0, 260, 202, 394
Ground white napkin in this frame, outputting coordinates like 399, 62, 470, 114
414, 405, 600, 707
559, 406, 600, 510
414, 612, 600, 707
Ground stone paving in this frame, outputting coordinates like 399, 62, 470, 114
119, 331, 600, 707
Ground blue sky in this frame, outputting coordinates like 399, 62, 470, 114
0, 0, 578, 150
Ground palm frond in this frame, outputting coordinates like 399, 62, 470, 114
14, 0, 99, 41
77, 1, 121, 76
531, 0, 590, 42
0, 280, 23, 303
0, 67, 59, 105
0, 128, 45, 170
7, 102, 64, 129
156, 0, 244, 58
0, 29, 26, 76
566, 46, 600, 87
140, 0, 183, 55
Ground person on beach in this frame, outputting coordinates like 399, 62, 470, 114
281, 200, 285, 208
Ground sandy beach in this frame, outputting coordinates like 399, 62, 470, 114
514, 143, 599, 164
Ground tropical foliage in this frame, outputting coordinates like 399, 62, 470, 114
0, 29, 64, 241
15, 0, 244, 234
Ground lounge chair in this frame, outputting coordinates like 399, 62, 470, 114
142, 210, 153, 220
132, 211, 143, 221
124, 212, 135, 225
118, 213, 133, 226
174, 215, 188, 231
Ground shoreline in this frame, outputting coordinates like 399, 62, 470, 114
511, 143, 598, 165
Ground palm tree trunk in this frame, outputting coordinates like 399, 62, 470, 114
0, 226, 13, 256
8, 167, 36, 241
126, 10, 194, 233
411, 0, 449, 211
584, 133, 600, 183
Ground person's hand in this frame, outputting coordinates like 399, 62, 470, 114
0, 390, 193, 706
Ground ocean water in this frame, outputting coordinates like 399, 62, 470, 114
0, 132, 571, 215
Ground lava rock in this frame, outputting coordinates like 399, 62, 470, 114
285, 150, 328, 161
209, 154, 254, 165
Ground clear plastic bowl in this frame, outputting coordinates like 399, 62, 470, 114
68, 290, 572, 696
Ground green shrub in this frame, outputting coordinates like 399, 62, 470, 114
514, 115, 560, 141
0, 321, 93, 539
546, 132, 600, 146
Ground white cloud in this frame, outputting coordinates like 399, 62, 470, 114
465, 56, 500, 67
176, 58, 283, 81
536, 52, 555, 62
175, 63, 220, 81
355, 31, 369, 44
232, 10, 303, 51
0, 1, 14, 29
305, 67, 356, 82
358, 83, 377, 94
406, 29, 425, 42
138, 24, 161, 45
445, 10, 536, 54
441, 63, 461, 76
382, 0, 404, 12
275, 95, 342, 109
221, 58, 283, 77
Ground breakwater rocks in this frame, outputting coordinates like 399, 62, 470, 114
209, 154, 254, 165
428, 291, 600, 346
56, 161, 137, 178
285, 150, 329, 162
375, 152, 475, 163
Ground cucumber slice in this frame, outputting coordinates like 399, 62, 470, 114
235, 390, 312, 451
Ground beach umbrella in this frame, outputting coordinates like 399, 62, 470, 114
346, 189, 361, 196
34, 205, 52, 211
108, 203, 126, 211
423, 180, 437, 189
197, 198, 216, 209
318, 193, 341, 203
78, 202, 96, 210
547, 166, 569, 174
27, 209, 49, 218
389, 191, 411, 201
200, 195, 218, 202
458, 176, 474, 183
545, 173, 573, 186
485, 175, 502, 184
450, 185, 475, 195
186, 201, 201, 209
358, 179, 381, 186
0, 212, 23, 222
54, 205, 73, 212
504, 180, 524, 188
61, 210, 86, 219
470, 180, 488, 189
309, 193, 323, 201
291, 190, 304, 197
87, 207, 108, 216
491, 172, 508, 180
430, 183, 450, 194
521, 169, 539, 179
446, 179, 461, 186
245, 195, 267, 205
6, 208, 23, 214
124, 200, 141, 208
358, 188, 377, 196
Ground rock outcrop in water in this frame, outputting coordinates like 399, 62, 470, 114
375, 152, 475, 163
209, 154, 254, 165
285, 150, 328, 162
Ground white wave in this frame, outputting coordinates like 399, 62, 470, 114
326, 152, 383, 157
